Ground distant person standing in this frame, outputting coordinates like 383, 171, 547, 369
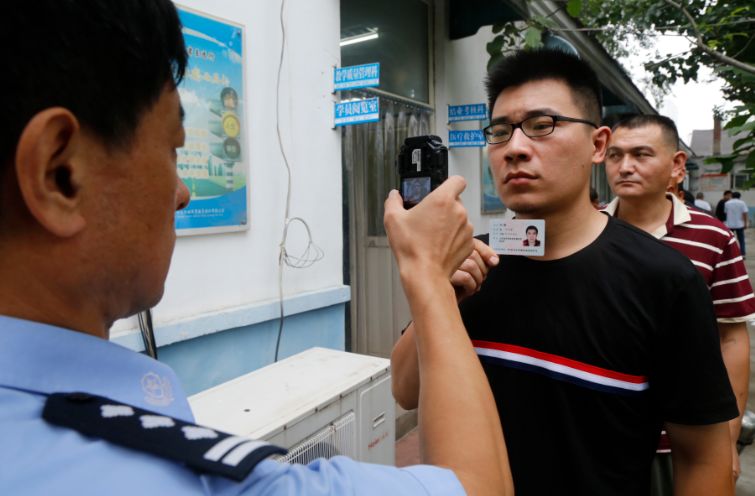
717, 190, 732, 221
725, 192, 749, 256
695, 192, 712, 212
589, 187, 602, 209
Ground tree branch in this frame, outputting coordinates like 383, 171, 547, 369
661, 0, 755, 75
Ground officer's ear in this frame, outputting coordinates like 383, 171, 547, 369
14, 108, 86, 237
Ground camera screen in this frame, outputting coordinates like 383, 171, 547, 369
402, 177, 432, 204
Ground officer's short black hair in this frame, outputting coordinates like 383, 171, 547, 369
612, 114, 680, 151
0, 0, 187, 168
485, 49, 602, 124
733, 191, 742, 199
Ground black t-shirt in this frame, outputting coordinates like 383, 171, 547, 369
461, 216, 737, 495
716, 199, 728, 221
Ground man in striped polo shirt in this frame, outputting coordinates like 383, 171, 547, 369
603, 114, 755, 490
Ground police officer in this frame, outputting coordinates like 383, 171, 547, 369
0, 2, 511, 495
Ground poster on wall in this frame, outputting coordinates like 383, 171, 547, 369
480, 127, 505, 214
175, 6, 247, 235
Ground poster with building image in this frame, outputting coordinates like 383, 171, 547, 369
175, 6, 247, 235
480, 126, 506, 214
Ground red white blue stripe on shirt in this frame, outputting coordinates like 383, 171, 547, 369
473, 340, 649, 396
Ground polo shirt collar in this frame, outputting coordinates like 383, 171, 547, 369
603, 193, 690, 239
0, 315, 193, 421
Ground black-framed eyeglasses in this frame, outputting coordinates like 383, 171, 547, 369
482, 115, 598, 144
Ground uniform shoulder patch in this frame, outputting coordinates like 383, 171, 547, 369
43, 392, 287, 481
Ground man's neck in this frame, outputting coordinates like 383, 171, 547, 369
615, 194, 671, 235
517, 199, 608, 261
0, 242, 109, 339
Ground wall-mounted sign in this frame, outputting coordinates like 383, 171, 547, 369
334, 63, 380, 91
175, 7, 247, 235
449, 130, 486, 148
448, 103, 487, 123
334, 98, 380, 127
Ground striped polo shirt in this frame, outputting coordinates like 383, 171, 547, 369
605, 194, 755, 453
604, 193, 755, 323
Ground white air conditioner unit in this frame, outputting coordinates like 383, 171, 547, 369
188, 347, 395, 466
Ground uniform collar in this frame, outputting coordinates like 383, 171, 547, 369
0, 315, 194, 421
603, 193, 690, 239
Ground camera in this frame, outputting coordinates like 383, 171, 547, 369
397, 135, 448, 209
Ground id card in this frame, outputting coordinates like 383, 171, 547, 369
489, 218, 545, 256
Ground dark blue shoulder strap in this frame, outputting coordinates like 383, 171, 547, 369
43, 392, 287, 481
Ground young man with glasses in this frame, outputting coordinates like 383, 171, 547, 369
391, 49, 736, 495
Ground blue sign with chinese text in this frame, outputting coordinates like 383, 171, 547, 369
448, 103, 487, 123
334, 63, 380, 91
334, 98, 380, 127
449, 130, 486, 148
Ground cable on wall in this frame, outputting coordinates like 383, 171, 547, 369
274, 0, 325, 362
138, 309, 158, 359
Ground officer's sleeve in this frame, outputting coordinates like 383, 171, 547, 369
216, 457, 466, 496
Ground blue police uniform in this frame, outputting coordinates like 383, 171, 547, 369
0, 316, 464, 495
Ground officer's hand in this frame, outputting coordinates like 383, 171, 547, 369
451, 238, 499, 303
384, 176, 473, 282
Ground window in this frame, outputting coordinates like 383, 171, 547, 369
341, 0, 430, 103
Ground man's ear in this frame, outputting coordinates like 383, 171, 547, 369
14, 108, 86, 238
671, 150, 688, 184
591, 126, 612, 164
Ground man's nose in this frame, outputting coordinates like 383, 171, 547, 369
503, 128, 532, 162
617, 155, 635, 175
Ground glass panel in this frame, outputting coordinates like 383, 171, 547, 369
342, 91, 433, 236
734, 173, 750, 190
341, 0, 429, 103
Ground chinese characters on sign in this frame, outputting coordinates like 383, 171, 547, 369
334, 98, 380, 127
175, 7, 247, 235
448, 103, 487, 123
334, 63, 380, 91
448, 130, 486, 148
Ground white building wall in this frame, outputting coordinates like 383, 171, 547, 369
435, 17, 498, 235
111, 0, 344, 338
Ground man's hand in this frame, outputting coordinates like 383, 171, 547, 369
384, 176, 474, 283
451, 238, 499, 303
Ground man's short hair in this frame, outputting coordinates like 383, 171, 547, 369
1, 0, 187, 168
485, 49, 602, 124
526, 225, 538, 234
725, 190, 733, 196
696, 192, 704, 199
733, 192, 742, 199
611, 114, 680, 151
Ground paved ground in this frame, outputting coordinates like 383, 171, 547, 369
396, 227, 755, 493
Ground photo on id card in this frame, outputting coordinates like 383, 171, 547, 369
489, 218, 545, 257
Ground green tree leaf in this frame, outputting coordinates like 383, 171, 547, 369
524, 26, 543, 49
725, 114, 750, 129
566, 0, 583, 18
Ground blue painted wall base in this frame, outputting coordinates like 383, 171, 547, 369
159, 303, 346, 395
